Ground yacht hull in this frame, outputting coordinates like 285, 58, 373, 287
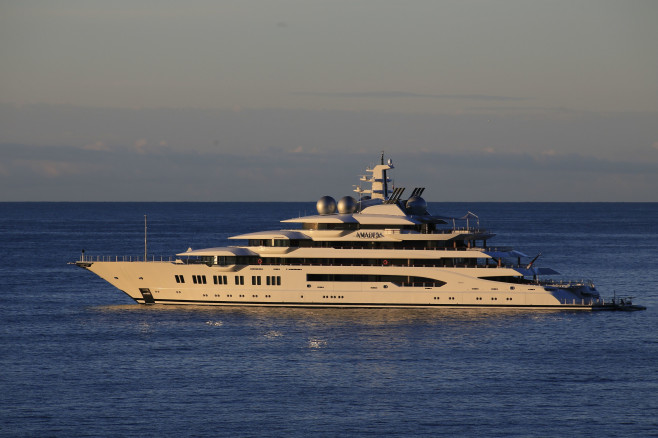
78, 261, 600, 310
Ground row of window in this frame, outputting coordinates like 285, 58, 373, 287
251, 275, 282, 286
214, 256, 503, 268
299, 223, 450, 234
306, 274, 445, 288
209, 294, 273, 298
475, 297, 513, 301
247, 239, 482, 250
174, 274, 281, 286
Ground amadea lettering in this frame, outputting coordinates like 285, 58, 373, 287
355, 231, 384, 239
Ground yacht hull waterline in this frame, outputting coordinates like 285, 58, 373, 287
73, 155, 644, 311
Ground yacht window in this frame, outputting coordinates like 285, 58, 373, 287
306, 274, 445, 288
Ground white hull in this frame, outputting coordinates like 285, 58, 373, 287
81, 260, 599, 309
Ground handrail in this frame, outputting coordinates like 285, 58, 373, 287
539, 279, 595, 288
78, 255, 176, 263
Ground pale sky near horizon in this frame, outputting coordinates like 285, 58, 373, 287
1, 0, 657, 201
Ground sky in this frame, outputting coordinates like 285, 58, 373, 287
1, 0, 657, 202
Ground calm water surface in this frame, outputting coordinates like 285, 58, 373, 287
1, 202, 657, 437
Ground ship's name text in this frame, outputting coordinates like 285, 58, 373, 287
355, 232, 384, 239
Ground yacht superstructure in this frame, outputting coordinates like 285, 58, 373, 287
75, 155, 620, 309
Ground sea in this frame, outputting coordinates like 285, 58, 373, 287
1, 202, 657, 437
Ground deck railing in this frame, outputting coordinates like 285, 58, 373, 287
79, 254, 177, 263
76, 255, 546, 271
539, 279, 596, 288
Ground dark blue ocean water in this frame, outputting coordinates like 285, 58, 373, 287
1, 202, 657, 437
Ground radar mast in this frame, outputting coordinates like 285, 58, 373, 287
354, 152, 394, 200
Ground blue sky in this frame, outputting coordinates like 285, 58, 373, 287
1, 0, 657, 201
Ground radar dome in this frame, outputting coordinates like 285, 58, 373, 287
316, 196, 337, 215
406, 196, 427, 215
337, 196, 357, 214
